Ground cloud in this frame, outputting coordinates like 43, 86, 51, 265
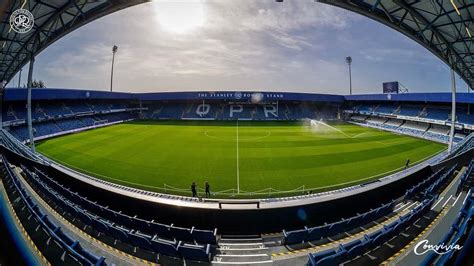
11, 0, 453, 94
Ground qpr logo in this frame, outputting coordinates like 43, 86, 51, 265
10, 9, 34, 34
234, 92, 242, 99
413, 240, 462, 255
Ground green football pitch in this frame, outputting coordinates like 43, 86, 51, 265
36, 120, 445, 198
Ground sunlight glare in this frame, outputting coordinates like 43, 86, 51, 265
153, 0, 206, 34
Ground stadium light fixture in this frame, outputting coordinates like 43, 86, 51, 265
450, 0, 461, 16
110, 45, 118, 92
346, 56, 353, 95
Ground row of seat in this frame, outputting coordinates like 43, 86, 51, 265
450, 135, 474, 156
10, 111, 136, 142
21, 166, 213, 262
1, 157, 106, 266
360, 119, 461, 144
405, 166, 451, 198
4, 101, 132, 122
458, 159, 473, 190
26, 166, 217, 244
350, 104, 474, 126
421, 189, 474, 266
307, 197, 435, 266
422, 165, 457, 197
285, 165, 458, 246
282, 200, 396, 245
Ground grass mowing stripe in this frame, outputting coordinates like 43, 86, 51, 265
36, 120, 445, 198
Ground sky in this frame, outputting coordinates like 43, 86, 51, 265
7, 0, 471, 94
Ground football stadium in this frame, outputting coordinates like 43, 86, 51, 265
0, 1, 473, 266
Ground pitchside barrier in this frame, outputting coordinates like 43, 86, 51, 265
162, 184, 307, 198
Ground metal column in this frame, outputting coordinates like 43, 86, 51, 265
448, 65, 456, 152
27, 56, 35, 151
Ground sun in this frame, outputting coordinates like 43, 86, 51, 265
153, 0, 206, 34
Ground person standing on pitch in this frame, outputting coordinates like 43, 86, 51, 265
405, 159, 410, 169
205, 181, 211, 198
191, 182, 197, 197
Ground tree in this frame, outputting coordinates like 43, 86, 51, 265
23, 79, 46, 88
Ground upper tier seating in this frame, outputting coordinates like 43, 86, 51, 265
348, 104, 474, 126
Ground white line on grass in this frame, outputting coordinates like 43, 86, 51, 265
41, 123, 445, 197
236, 119, 240, 194
204, 129, 271, 141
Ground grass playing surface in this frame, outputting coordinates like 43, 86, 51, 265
36, 120, 445, 198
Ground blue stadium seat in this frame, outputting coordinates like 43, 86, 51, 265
307, 226, 324, 242
150, 236, 179, 257
128, 231, 153, 251
132, 217, 151, 234
115, 212, 134, 228
92, 219, 110, 236
177, 242, 211, 262
283, 227, 308, 245
346, 238, 370, 258
341, 239, 362, 252
72, 242, 106, 266
76, 210, 94, 229
150, 221, 173, 240
315, 249, 347, 266
308, 248, 336, 266
170, 225, 194, 242
192, 228, 217, 244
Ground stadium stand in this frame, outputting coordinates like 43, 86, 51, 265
0, 89, 473, 265
283, 165, 456, 247
283, 200, 396, 245
307, 197, 435, 266
18, 164, 216, 262
1, 156, 106, 265
420, 189, 473, 266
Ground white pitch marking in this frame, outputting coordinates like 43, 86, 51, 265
236, 119, 240, 194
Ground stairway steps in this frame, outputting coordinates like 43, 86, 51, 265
214, 235, 273, 265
